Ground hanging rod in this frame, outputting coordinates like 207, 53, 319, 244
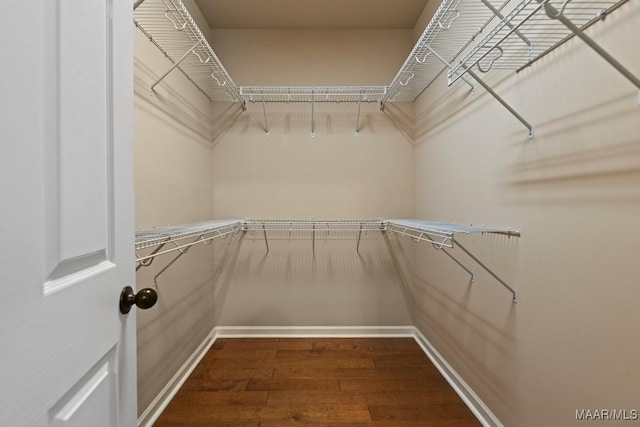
387, 219, 520, 303
134, 0, 245, 106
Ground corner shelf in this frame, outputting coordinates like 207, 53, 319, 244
136, 220, 243, 283
134, 0, 245, 106
387, 219, 520, 303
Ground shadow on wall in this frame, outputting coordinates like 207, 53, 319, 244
135, 232, 244, 412
211, 102, 245, 147
134, 58, 214, 143
386, 231, 520, 422
215, 232, 412, 326
215, 101, 416, 143
504, 93, 640, 205
381, 101, 415, 143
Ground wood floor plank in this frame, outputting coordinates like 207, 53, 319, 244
179, 378, 250, 392
372, 354, 437, 368
340, 377, 450, 392
207, 367, 274, 380
362, 390, 467, 405
221, 339, 313, 351
275, 348, 423, 359
247, 378, 340, 391
165, 390, 269, 406
267, 390, 368, 406
207, 349, 277, 360
258, 404, 371, 423
369, 404, 479, 423
211, 356, 375, 370
273, 366, 443, 380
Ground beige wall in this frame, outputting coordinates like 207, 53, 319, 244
133, 21, 238, 415
404, 2, 640, 425
210, 80, 416, 327
208, 29, 413, 86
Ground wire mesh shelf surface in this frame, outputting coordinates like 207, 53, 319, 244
384, 0, 510, 103
134, 0, 244, 103
243, 219, 386, 235
240, 86, 389, 104
448, 0, 627, 84
388, 219, 520, 236
135, 220, 243, 250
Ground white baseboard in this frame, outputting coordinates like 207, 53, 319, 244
137, 328, 219, 427
411, 328, 503, 427
138, 325, 502, 427
214, 325, 416, 338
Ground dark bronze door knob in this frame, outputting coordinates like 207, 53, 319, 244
119, 286, 158, 314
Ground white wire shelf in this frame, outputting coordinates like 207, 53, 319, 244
383, 0, 509, 103
136, 219, 241, 262
243, 219, 387, 231
243, 219, 387, 253
134, 0, 245, 105
387, 219, 520, 303
240, 86, 389, 104
448, 0, 628, 84
134, 218, 521, 302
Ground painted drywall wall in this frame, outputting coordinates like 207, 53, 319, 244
133, 19, 240, 414
402, 2, 640, 425
210, 101, 415, 326
208, 29, 413, 86
204, 23, 417, 327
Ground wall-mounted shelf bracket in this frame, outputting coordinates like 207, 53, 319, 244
151, 42, 198, 93
355, 96, 363, 134
133, 0, 147, 10
388, 220, 520, 303
466, 68, 534, 138
453, 237, 517, 302
311, 90, 316, 137
541, 0, 640, 97
136, 220, 242, 271
262, 98, 269, 136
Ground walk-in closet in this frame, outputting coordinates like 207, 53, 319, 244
1, 0, 639, 425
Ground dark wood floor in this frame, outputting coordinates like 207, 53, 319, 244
154, 338, 481, 426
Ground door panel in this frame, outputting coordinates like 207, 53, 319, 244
0, 1, 135, 426
49, 348, 117, 427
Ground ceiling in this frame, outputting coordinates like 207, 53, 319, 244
194, 0, 430, 30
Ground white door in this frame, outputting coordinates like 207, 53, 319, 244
0, 1, 137, 426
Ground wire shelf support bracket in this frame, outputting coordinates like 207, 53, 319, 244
240, 86, 389, 136
447, 0, 635, 130
135, 220, 243, 272
380, 0, 507, 106
387, 219, 521, 303
134, 0, 246, 107
540, 0, 640, 99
